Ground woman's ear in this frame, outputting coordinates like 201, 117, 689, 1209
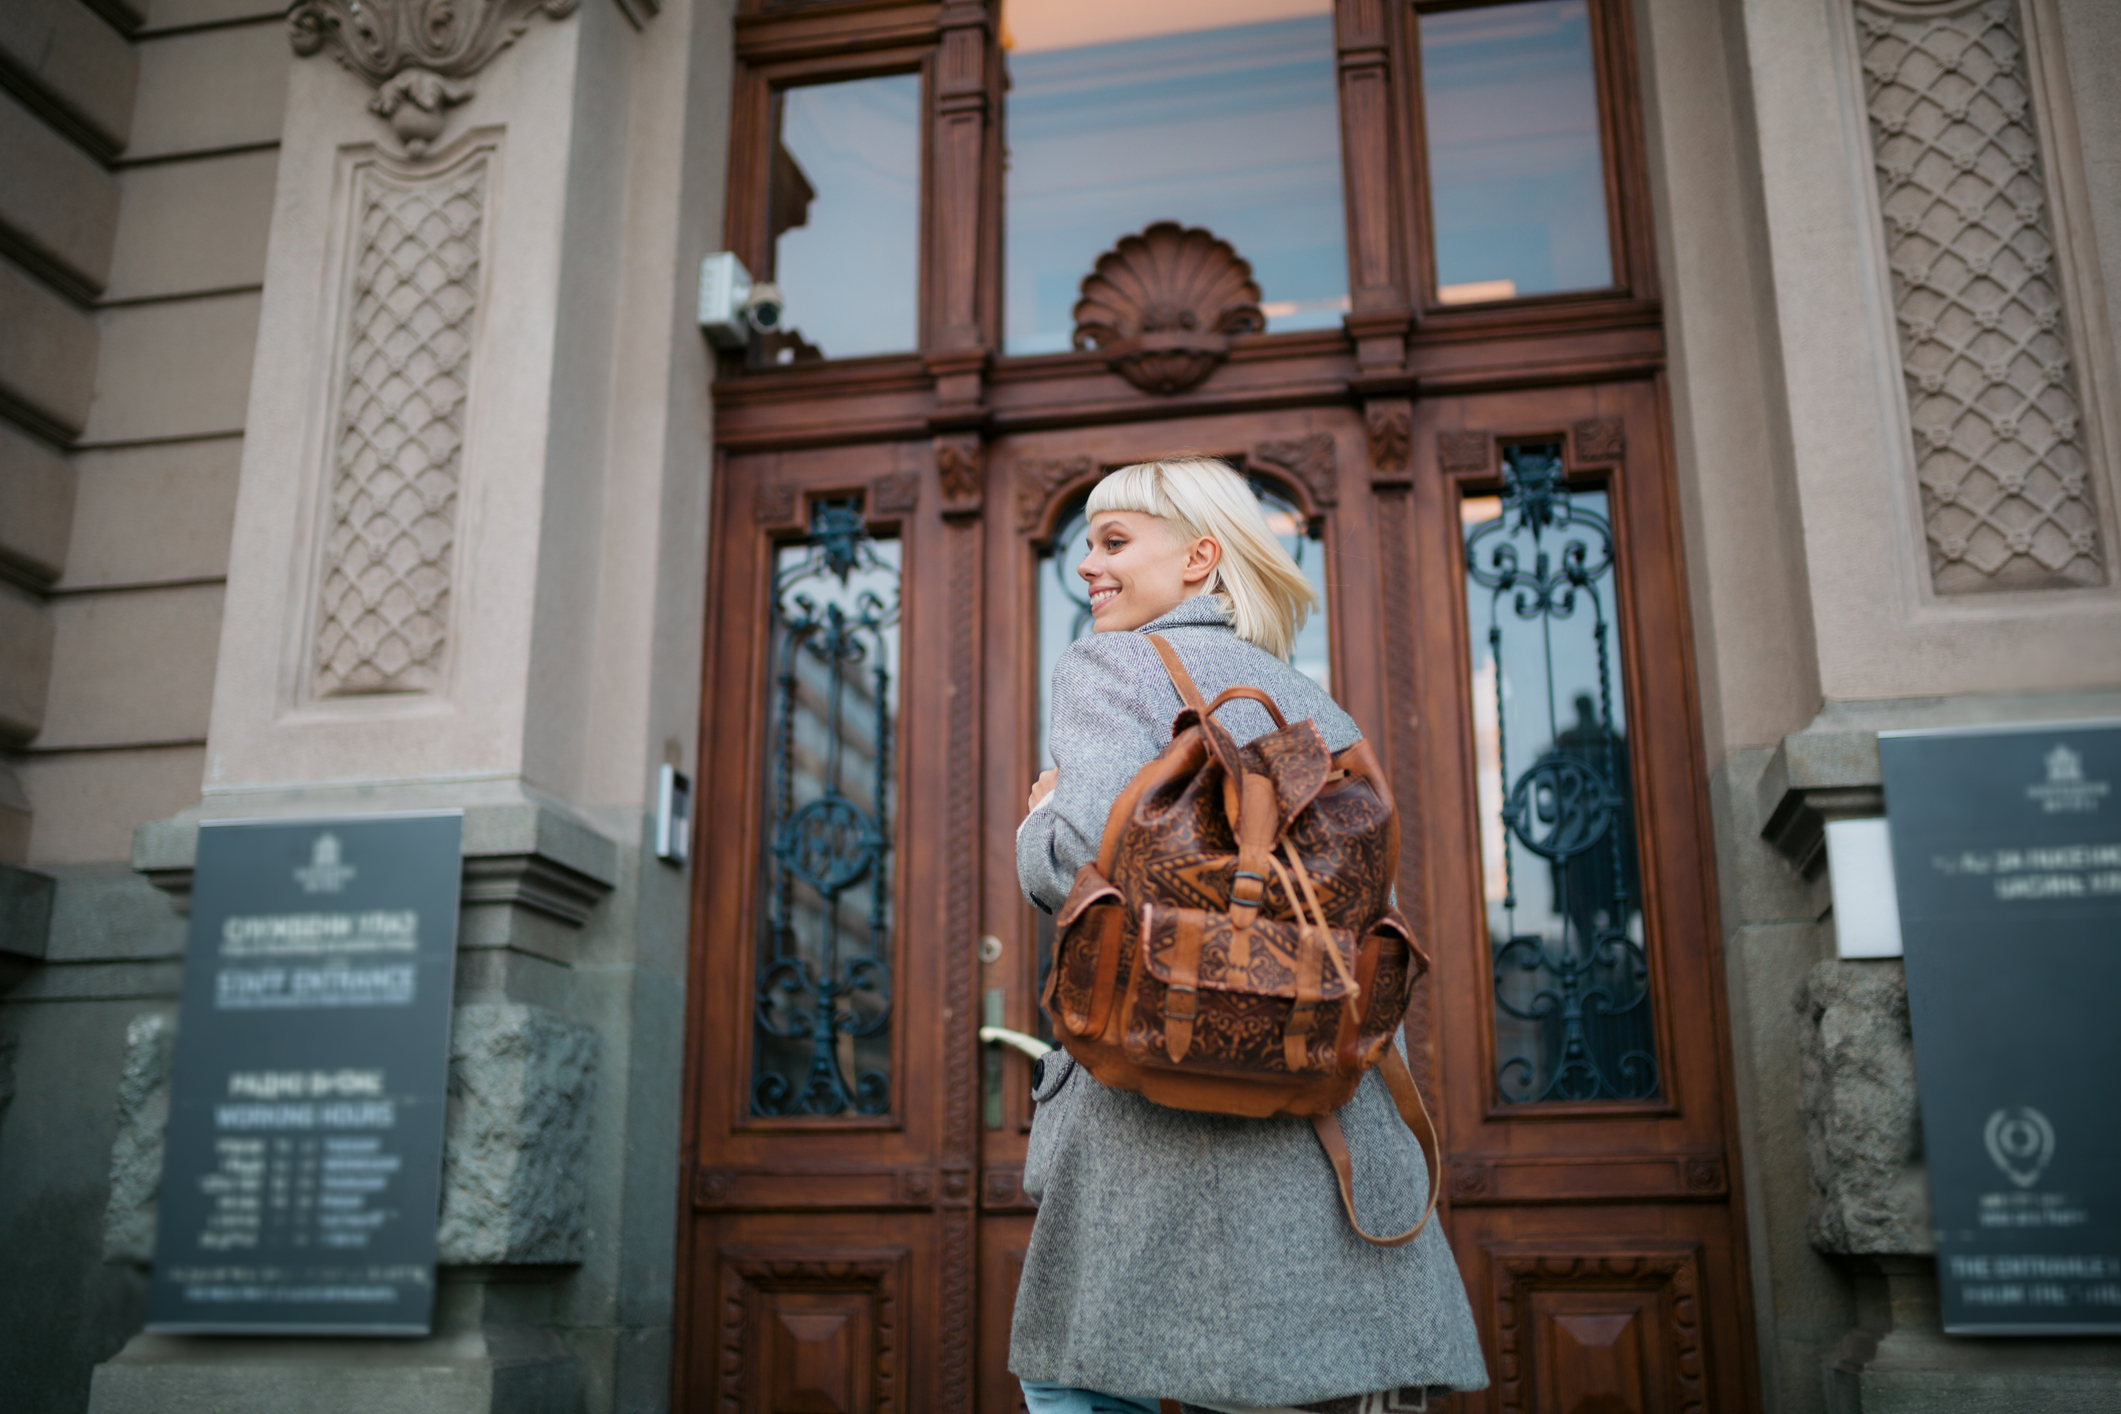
1181, 534, 1222, 587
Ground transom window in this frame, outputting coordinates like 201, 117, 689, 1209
1001, 0, 1348, 353
732, 0, 1633, 366
1415, 0, 1617, 306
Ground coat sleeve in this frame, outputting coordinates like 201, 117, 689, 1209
1015, 635, 1170, 913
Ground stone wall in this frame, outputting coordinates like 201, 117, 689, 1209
1799, 961, 1930, 1259
2, 0, 284, 869
0, 6, 292, 1406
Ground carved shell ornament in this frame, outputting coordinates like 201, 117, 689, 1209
1072, 222, 1267, 395
288, 0, 580, 156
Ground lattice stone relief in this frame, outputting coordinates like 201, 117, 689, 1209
1857, 0, 2104, 591
314, 156, 486, 697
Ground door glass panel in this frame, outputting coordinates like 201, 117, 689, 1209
1417, 0, 1615, 305
763, 75, 921, 363
752, 499, 901, 1117
1002, 0, 1347, 354
1463, 446, 1658, 1103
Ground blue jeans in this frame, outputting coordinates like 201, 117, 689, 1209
1018, 1381, 1164, 1414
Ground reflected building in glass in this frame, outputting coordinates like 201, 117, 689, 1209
1462, 446, 1657, 1103
761, 75, 923, 362
751, 500, 902, 1116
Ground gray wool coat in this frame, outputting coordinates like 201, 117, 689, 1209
1011, 596, 1489, 1408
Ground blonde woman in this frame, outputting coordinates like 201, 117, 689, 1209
1013, 458, 1487, 1414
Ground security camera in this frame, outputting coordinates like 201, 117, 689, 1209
743, 283, 786, 335
697, 252, 752, 350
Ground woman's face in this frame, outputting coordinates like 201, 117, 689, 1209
1077, 511, 1220, 633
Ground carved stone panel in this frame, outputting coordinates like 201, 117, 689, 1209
313, 152, 488, 699
719, 1248, 907, 1414
1857, 0, 2104, 590
1072, 223, 1265, 395
1490, 1249, 1708, 1414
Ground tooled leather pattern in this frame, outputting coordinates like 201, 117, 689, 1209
1129, 983, 1351, 1074
1143, 908, 1359, 1000
1051, 712, 1417, 1084
1128, 907, 1361, 1074
1052, 900, 1124, 1031
1242, 720, 1332, 835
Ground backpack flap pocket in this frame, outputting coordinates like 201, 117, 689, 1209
1341, 907, 1423, 1072
1049, 866, 1129, 1039
1127, 906, 1360, 1074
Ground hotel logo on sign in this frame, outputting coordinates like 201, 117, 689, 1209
2026, 744, 2109, 815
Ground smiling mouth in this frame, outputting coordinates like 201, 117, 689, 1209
1088, 587, 1119, 610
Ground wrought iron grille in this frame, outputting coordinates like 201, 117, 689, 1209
1464, 445, 1659, 1104
752, 498, 900, 1117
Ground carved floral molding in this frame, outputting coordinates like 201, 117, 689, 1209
1072, 222, 1266, 396
289, 0, 581, 154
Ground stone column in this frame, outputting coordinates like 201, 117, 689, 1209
84, 1, 730, 1410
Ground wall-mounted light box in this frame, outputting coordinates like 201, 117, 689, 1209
1827, 816, 1903, 958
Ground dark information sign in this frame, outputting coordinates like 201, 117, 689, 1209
147, 813, 462, 1335
1880, 722, 2121, 1335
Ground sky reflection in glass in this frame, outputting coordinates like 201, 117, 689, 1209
1418, 0, 1614, 304
1004, 13, 1347, 355
771, 74, 922, 361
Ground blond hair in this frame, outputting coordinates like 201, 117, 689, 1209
1086, 456, 1318, 660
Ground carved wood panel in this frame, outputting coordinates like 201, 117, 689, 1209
682, 442, 975, 1412
1071, 223, 1265, 394
1489, 1248, 1707, 1414
718, 1248, 907, 1414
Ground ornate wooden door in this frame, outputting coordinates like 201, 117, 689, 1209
684, 444, 984, 1412
678, 2, 1760, 1411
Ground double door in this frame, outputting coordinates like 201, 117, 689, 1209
678, 387, 1755, 1412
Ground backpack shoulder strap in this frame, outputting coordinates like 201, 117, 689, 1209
1146, 634, 1207, 714
1148, 635, 1291, 730
1309, 1046, 1442, 1248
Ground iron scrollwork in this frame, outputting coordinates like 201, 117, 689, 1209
1467, 446, 1659, 1104
753, 499, 899, 1117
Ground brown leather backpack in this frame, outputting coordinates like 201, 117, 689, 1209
1041, 636, 1442, 1246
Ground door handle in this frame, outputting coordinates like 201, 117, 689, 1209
979, 1026, 1053, 1061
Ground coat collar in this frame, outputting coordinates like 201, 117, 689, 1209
1136, 594, 1234, 635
